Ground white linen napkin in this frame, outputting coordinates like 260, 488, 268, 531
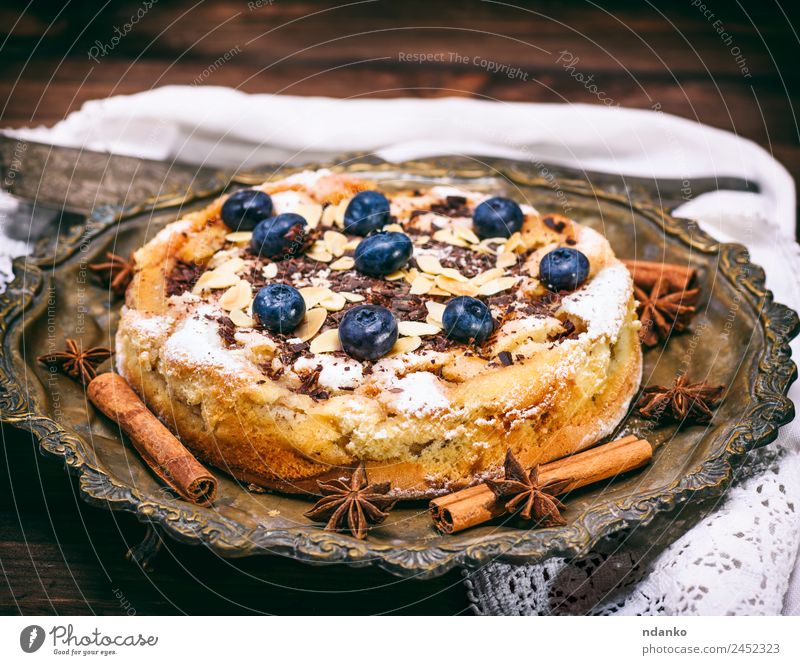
4, 87, 799, 614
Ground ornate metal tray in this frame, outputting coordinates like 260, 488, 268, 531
1, 156, 797, 578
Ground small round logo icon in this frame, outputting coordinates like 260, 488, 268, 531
20, 625, 45, 653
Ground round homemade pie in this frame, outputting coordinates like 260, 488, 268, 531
116, 168, 642, 499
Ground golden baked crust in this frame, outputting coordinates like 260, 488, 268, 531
116, 169, 642, 498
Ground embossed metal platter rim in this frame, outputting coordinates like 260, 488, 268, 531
1, 156, 798, 579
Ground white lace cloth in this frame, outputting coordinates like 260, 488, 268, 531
3, 88, 799, 614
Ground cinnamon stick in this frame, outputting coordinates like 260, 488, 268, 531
87, 373, 217, 506
622, 259, 696, 292
429, 435, 652, 534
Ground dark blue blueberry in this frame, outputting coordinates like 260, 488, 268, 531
354, 231, 413, 277
252, 283, 306, 334
442, 296, 494, 345
250, 213, 308, 259
338, 305, 398, 361
472, 197, 524, 239
343, 190, 391, 236
538, 247, 590, 292
221, 189, 273, 231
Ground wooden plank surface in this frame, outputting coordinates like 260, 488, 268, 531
1, 0, 798, 615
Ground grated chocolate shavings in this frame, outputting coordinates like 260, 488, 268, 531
498, 351, 514, 366
166, 260, 203, 296
543, 215, 566, 233
430, 195, 471, 219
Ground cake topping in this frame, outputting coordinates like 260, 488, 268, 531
339, 304, 399, 361
344, 190, 392, 236
221, 189, 273, 231
539, 247, 590, 292
472, 196, 524, 239
252, 284, 306, 334
353, 231, 413, 276
442, 296, 494, 345
250, 212, 310, 258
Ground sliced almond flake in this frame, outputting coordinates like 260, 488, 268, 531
219, 281, 253, 311
194, 270, 240, 292
344, 238, 361, 251
425, 301, 447, 322
262, 263, 278, 279
330, 256, 355, 271
503, 232, 527, 254
478, 276, 518, 296
416, 254, 444, 275
295, 308, 327, 342
321, 203, 338, 226
427, 287, 450, 296
455, 226, 481, 245
295, 203, 323, 228
409, 275, 433, 295
439, 267, 468, 282
215, 257, 246, 274
389, 335, 422, 355
436, 275, 479, 297
225, 231, 253, 243
426, 315, 444, 329
471, 268, 506, 286
341, 291, 365, 302
416, 235, 431, 244
191, 271, 214, 293
403, 267, 420, 284
333, 198, 350, 228
229, 308, 256, 328
299, 286, 333, 308
384, 223, 405, 233
432, 229, 469, 248
309, 328, 342, 354
385, 270, 405, 281
323, 230, 348, 257
398, 321, 441, 337
483, 236, 509, 245
306, 249, 333, 263
320, 291, 347, 312
496, 251, 518, 269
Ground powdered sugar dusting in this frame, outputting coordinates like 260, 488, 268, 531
293, 355, 363, 391
560, 263, 632, 342
161, 306, 250, 374
385, 371, 449, 415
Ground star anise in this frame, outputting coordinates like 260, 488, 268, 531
636, 373, 724, 424
633, 277, 700, 347
486, 450, 571, 526
37, 338, 113, 384
304, 462, 397, 540
88, 252, 135, 296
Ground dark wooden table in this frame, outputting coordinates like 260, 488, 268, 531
1, 0, 798, 615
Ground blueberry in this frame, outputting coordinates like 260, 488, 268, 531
472, 197, 524, 239
343, 190, 391, 236
354, 231, 413, 277
221, 189, 273, 231
538, 247, 590, 292
338, 305, 398, 361
252, 283, 306, 334
250, 213, 308, 259
442, 296, 494, 345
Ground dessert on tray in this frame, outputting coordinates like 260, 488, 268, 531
115, 169, 643, 499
